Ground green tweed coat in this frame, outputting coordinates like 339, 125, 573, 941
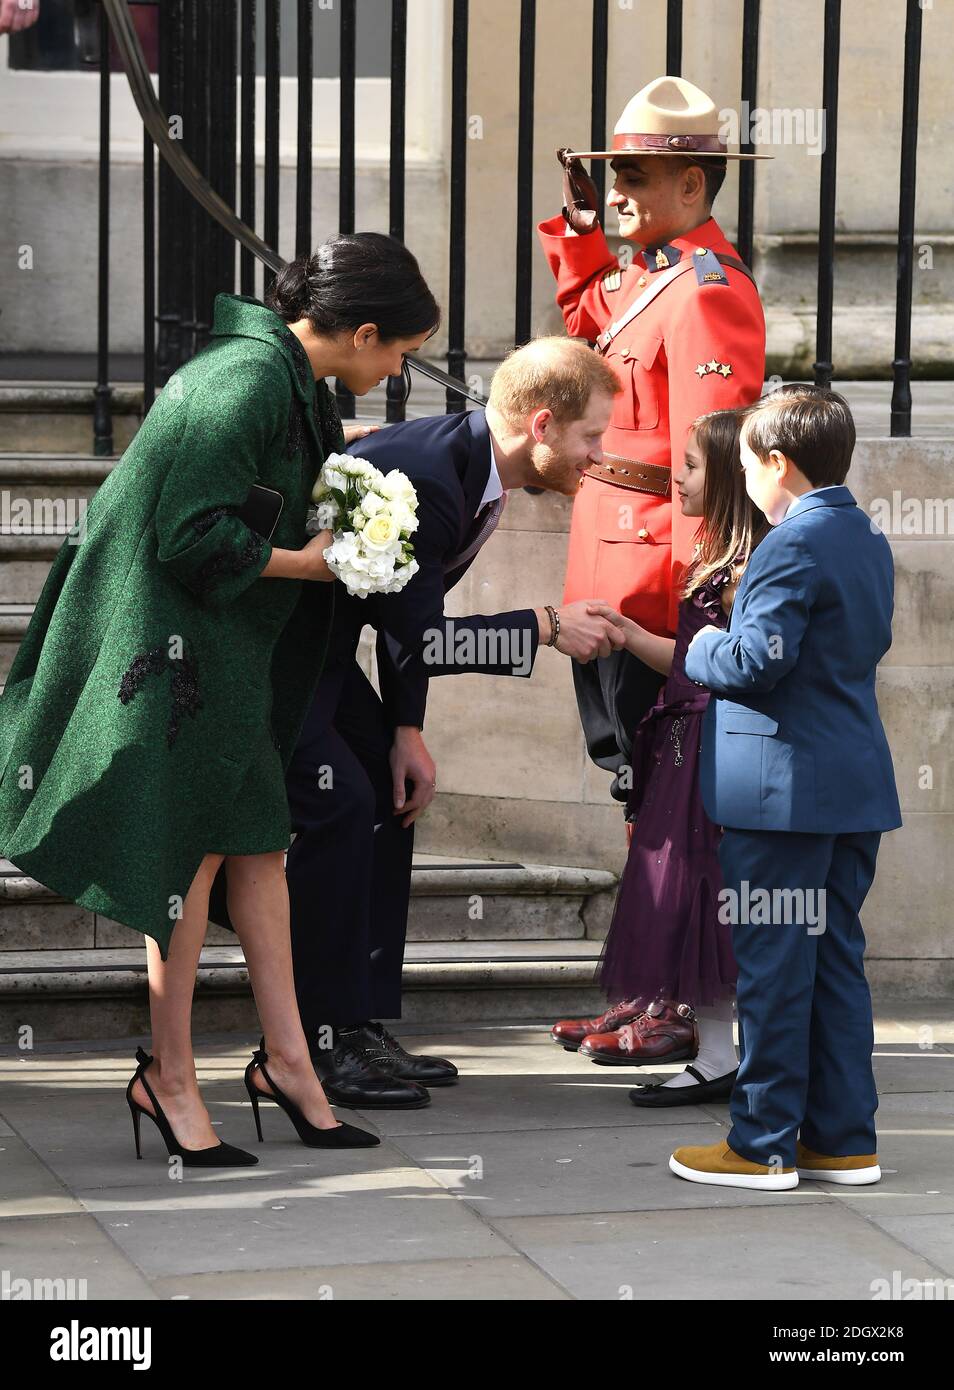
0, 294, 343, 958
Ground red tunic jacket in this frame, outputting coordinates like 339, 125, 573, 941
538, 213, 766, 634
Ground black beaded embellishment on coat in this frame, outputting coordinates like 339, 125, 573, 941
192, 507, 230, 540
314, 378, 344, 454
118, 646, 166, 705
283, 334, 314, 397
193, 530, 265, 594
167, 649, 202, 748
284, 396, 309, 461
118, 643, 204, 749
270, 324, 343, 460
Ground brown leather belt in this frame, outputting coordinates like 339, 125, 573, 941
584, 453, 671, 497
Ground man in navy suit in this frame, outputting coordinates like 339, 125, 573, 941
287, 338, 626, 1109
669, 384, 901, 1191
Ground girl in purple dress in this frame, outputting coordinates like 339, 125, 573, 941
585, 408, 768, 1105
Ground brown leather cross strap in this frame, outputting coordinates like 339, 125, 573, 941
584, 454, 671, 497
595, 251, 757, 354
715, 252, 757, 284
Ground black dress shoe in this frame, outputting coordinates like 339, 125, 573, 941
310, 1037, 431, 1110
629, 1065, 738, 1107
350, 1021, 459, 1087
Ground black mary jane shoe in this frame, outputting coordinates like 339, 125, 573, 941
628, 1064, 738, 1108
126, 1046, 259, 1167
245, 1045, 381, 1147
348, 1021, 459, 1087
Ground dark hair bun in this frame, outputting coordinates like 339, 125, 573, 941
266, 260, 312, 321
264, 233, 440, 343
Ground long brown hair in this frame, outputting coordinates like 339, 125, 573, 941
682, 408, 768, 600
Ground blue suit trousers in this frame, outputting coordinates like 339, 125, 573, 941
718, 827, 882, 1167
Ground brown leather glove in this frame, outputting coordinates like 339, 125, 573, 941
557, 147, 601, 234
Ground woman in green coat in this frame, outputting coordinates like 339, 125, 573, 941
0, 233, 439, 1164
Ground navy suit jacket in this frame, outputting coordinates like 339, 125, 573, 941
684, 486, 902, 834
330, 409, 539, 728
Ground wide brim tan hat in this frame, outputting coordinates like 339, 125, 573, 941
570, 75, 773, 161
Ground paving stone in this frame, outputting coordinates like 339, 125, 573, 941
865, 1213, 954, 1281
151, 1254, 568, 1301
73, 1166, 512, 1278
369, 1069, 717, 1139
489, 1204, 949, 1302
0, 1134, 83, 1218
0, 1013, 950, 1298
396, 1122, 831, 1218
0, 1212, 157, 1300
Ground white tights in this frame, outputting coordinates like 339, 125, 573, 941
661, 995, 738, 1088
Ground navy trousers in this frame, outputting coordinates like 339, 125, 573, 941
284, 658, 414, 1034
718, 827, 882, 1167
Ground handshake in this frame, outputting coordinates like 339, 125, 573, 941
538, 599, 627, 663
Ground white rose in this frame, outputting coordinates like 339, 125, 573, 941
379, 470, 417, 506
323, 452, 352, 473
360, 490, 388, 518
361, 511, 401, 552
388, 501, 418, 534
342, 457, 387, 492
321, 465, 349, 496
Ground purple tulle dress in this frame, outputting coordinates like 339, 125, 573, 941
596, 565, 739, 1009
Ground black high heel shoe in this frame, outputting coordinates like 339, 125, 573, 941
126, 1046, 258, 1167
244, 1044, 380, 1148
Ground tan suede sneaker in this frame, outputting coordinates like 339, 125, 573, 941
796, 1141, 881, 1185
669, 1139, 798, 1191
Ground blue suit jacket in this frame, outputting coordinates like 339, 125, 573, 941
332, 409, 539, 728
684, 486, 902, 833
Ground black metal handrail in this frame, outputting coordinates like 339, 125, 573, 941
99, 0, 487, 426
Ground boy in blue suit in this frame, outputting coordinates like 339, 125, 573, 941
670, 384, 901, 1191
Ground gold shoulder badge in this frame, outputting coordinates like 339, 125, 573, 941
601, 268, 623, 293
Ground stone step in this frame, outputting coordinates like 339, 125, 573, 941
0, 457, 114, 605
0, 940, 607, 1042
0, 854, 616, 954
0, 549, 61, 604
0, 451, 116, 484
0, 603, 32, 681
0, 854, 615, 1036
0, 384, 142, 455
0, 369, 430, 455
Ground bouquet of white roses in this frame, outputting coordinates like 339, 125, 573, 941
305, 452, 420, 597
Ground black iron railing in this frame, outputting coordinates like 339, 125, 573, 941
75, 0, 926, 454
813, 0, 841, 393
891, 0, 924, 438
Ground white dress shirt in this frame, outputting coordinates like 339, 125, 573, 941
478, 437, 505, 513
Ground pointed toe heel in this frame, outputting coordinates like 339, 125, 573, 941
244, 1046, 380, 1149
126, 1046, 258, 1167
